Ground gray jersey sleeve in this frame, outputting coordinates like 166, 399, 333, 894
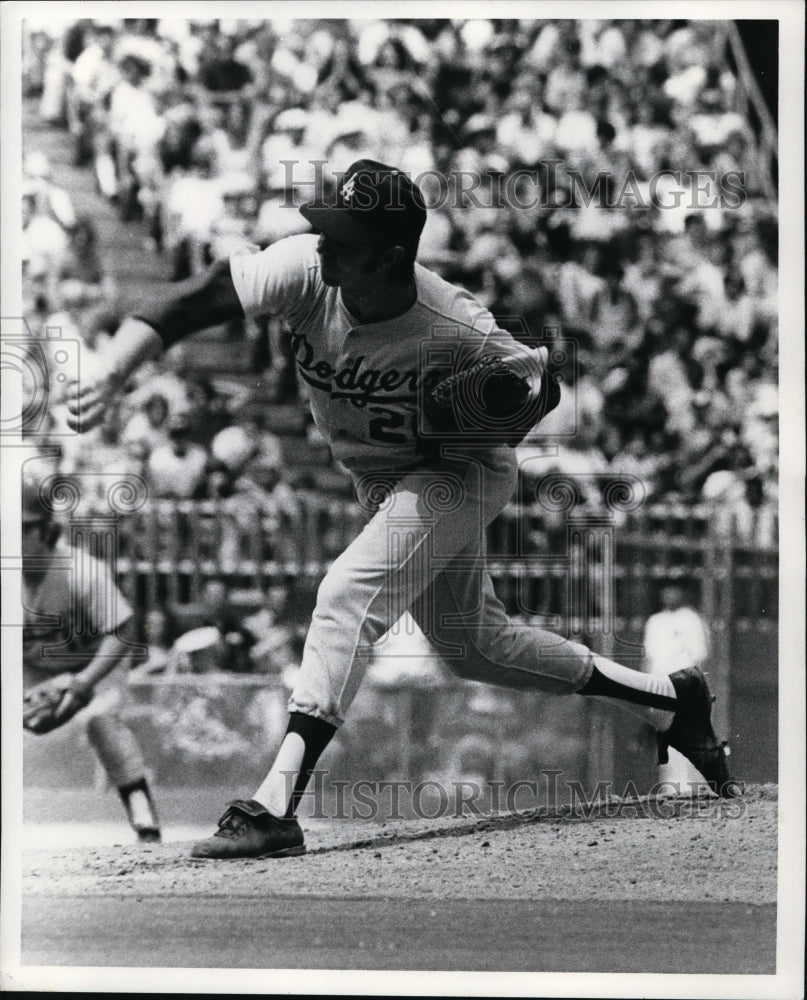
229, 234, 320, 321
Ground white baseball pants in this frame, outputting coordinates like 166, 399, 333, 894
289, 446, 595, 728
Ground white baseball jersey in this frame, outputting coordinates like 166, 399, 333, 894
230, 234, 544, 473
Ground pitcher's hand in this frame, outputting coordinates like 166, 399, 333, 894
66, 319, 163, 432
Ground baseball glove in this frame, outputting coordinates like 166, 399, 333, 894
23, 673, 93, 735
423, 354, 560, 445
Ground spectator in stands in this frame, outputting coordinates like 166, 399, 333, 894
259, 107, 309, 191
130, 606, 177, 677
158, 103, 204, 175
245, 441, 302, 563
314, 34, 366, 104
206, 424, 300, 564
198, 580, 258, 674
197, 25, 253, 92
717, 270, 756, 345
543, 27, 586, 115
22, 182, 69, 302
712, 124, 765, 195
205, 424, 260, 561
65, 414, 148, 515
160, 146, 225, 280
147, 411, 209, 499
242, 584, 299, 675
625, 96, 673, 179
237, 413, 283, 466
124, 360, 192, 428
43, 279, 109, 359
647, 325, 699, 437
739, 382, 778, 498
68, 20, 118, 168
115, 19, 178, 98
27, 17, 778, 511
22, 18, 57, 104
740, 212, 777, 324
167, 580, 258, 674
121, 391, 171, 456
55, 215, 102, 284
606, 431, 664, 502
107, 53, 165, 219
24, 151, 76, 230
677, 228, 730, 333
139, 104, 204, 250
182, 376, 233, 445
518, 377, 609, 516
588, 255, 642, 362
495, 73, 557, 167
51, 217, 119, 333
193, 102, 248, 178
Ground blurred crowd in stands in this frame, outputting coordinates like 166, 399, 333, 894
21, 17, 778, 534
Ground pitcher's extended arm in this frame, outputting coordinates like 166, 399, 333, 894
67, 258, 243, 431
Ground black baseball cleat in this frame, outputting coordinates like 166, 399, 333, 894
190, 799, 306, 860
137, 827, 162, 844
657, 667, 743, 798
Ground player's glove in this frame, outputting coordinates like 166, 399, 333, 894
423, 354, 560, 445
23, 673, 93, 735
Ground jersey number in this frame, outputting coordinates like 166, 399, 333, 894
368, 407, 407, 443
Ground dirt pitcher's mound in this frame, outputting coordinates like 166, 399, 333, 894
23, 785, 777, 905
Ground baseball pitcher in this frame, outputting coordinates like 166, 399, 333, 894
67, 160, 738, 859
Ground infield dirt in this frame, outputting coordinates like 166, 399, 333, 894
23, 784, 777, 903
16, 785, 779, 973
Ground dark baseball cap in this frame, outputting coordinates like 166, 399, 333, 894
300, 159, 427, 248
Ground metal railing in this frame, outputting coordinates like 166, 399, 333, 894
717, 20, 778, 200
109, 492, 778, 745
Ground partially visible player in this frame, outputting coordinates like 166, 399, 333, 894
22, 468, 161, 842
67, 160, 739, 860
643, 584, 713, 790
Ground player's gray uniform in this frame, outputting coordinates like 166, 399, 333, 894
23, 537, 147, 787
231, 235, 595, 727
